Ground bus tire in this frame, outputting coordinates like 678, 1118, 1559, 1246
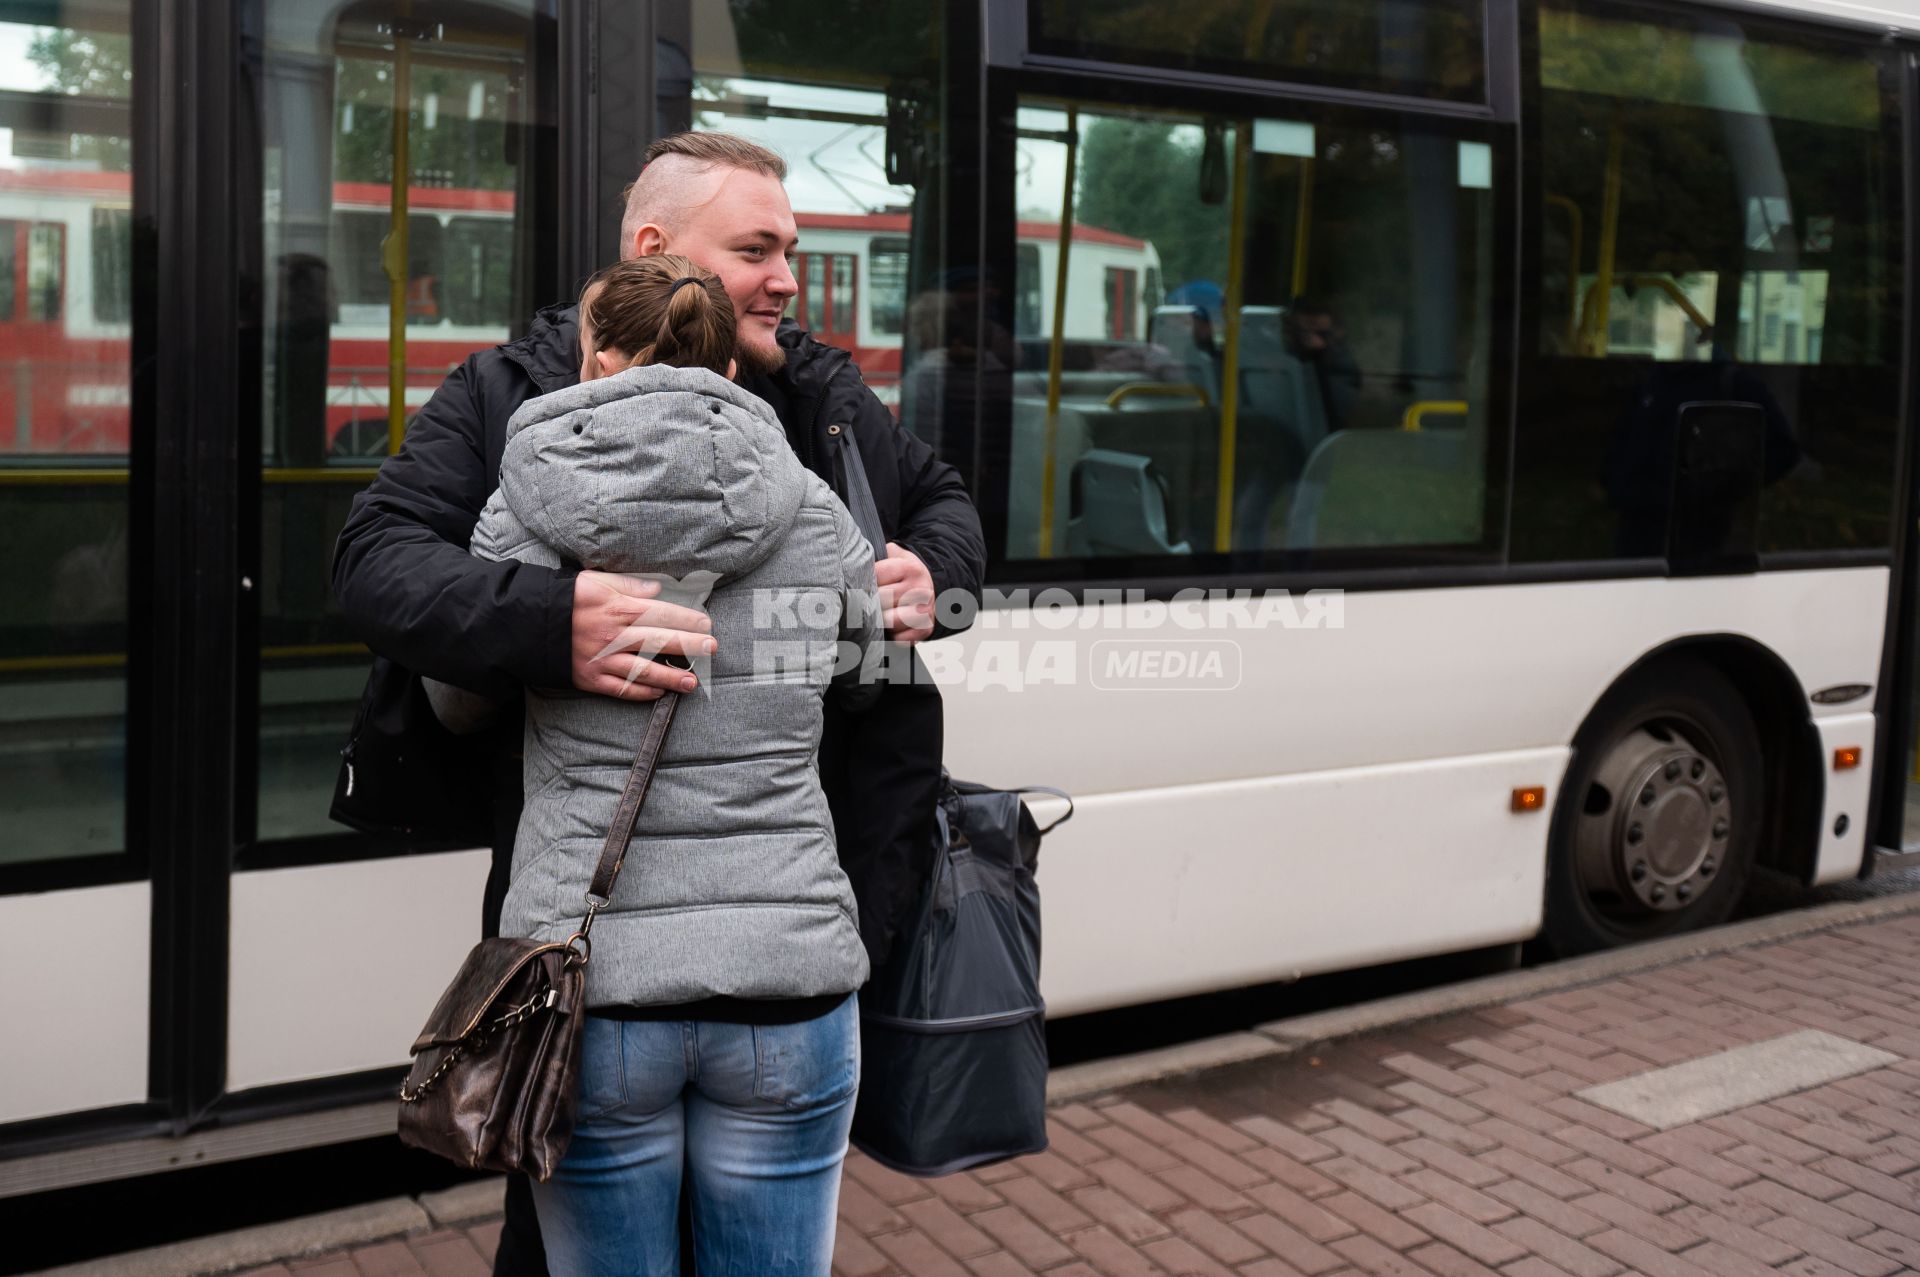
1541, 657, 1763, 958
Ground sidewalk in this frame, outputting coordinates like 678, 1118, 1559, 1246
198, 907, 1920, 1274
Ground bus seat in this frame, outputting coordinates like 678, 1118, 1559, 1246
1286, 428, 1484, 549
1066, 449, 1191, 557
1007, 395, 1092, 559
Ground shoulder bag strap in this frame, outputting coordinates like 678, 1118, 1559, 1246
831, 424, 888, 565
564, 689, 681, 964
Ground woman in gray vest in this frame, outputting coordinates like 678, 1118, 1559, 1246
429, 254, 878, 1274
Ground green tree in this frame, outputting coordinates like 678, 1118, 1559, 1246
25, 28, 132, 171
1074, 115, 1230, 295
331, 54, 516, 190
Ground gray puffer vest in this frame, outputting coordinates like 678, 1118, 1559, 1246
469, 365, 877, 1009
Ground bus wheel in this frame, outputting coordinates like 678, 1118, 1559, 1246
1542, 658, 1762, 957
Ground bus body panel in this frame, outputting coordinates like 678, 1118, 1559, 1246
0, 882, 149, 1125
225, 849, 491, 1093
195, 567, 1890, 1094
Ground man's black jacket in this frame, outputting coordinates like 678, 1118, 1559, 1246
330, 303, 987, 964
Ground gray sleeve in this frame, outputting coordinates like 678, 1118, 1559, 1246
832, 504, 882, 713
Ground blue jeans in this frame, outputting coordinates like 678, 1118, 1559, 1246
531, 994, 859, 1277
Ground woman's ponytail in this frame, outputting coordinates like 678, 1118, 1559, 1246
578, 254, 737, 377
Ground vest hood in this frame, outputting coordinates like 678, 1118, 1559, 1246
497, 365, 806, 580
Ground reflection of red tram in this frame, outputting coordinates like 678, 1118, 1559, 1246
0, 169, 1160, 452
787, 211, 1161, 406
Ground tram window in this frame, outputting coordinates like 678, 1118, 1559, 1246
1513, 0, 1901, 563
91, 208, 132, 325
26, 223, 63, 322
254, 1, 552, 849
1031, 0, 1484, 102
803, 252, 826, 331
1104, 268, 1138, 340
1014, 245, 1042, 337
443, 216, 514, 328
832, 255, 855, 330
1, 3, 136, 878
869, 238, 909, 336
1002, 100, 1497, 570
0, 221, 18, 321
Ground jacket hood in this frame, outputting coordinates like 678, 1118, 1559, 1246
500, 303, 582, 395
497, 364, 807, 580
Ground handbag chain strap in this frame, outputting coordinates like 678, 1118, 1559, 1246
398, 984, 560, 1102
564, 688, 682, 967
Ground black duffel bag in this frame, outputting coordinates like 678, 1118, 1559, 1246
329, 655, 503, 845
852, 773, 1072, 1176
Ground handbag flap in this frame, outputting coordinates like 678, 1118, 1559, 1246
410, 936, 573, 1055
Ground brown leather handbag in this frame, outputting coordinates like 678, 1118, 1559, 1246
396, 691, 680, 1181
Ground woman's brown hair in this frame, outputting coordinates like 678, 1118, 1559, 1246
579, 253, 735, 376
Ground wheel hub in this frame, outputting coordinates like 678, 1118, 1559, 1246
1576, 726, 1730, 914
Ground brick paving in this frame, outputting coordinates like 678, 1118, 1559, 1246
237, 910, 1920, 1277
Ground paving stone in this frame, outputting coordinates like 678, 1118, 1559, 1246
970, 1205, 1076, 1270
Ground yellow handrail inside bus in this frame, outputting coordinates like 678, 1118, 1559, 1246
1574, 273, 1714, 355
1038, 104, 1078, 560
0, 642, 371, 676
1105, 381, 1210, 409
1543, 193, 1583, 349
1213, 124, 1251, 553
382, 8, 415, 456
1290, 153, 1314, 300
0, 468, 377, 485
1402, 401, 1469, 432
1584, 121, 1624, 356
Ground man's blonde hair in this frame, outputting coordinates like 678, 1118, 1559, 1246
619, 132, 788, 257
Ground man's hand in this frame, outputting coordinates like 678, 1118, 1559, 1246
876, 543, 936, 644
572, 570, 715, 700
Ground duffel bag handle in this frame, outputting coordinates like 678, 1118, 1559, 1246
1012, 786, 1073, 835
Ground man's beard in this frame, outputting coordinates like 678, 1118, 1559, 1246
735, 334, 788, 376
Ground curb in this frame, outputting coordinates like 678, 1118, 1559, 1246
31, 890, 1920, 1275
25, 1198, 431, 1277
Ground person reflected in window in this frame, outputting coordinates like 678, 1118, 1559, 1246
1604, 345, 1802, 559
899, 267, 1016, 470
1232, 296, 1359, 550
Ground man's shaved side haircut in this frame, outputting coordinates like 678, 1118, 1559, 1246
620, 132, 788, 257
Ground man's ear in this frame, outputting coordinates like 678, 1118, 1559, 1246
595, 349, 629, 378
631, 224, 669, 258
726, 358, 738, 381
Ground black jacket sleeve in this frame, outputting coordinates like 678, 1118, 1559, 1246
330, 356, 575, 698
844, 381, 988, 636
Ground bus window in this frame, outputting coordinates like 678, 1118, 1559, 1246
0, 1, 136, 877
1005, 100, 1497, 567
1515, 0, 1901, 563
253, 1, 552, 849
683, 3, 962, 419
1030, 0, 1484, 102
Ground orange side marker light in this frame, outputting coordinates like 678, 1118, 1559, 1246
1512, 786, 1546, 813
1834, 746, 1862, 771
